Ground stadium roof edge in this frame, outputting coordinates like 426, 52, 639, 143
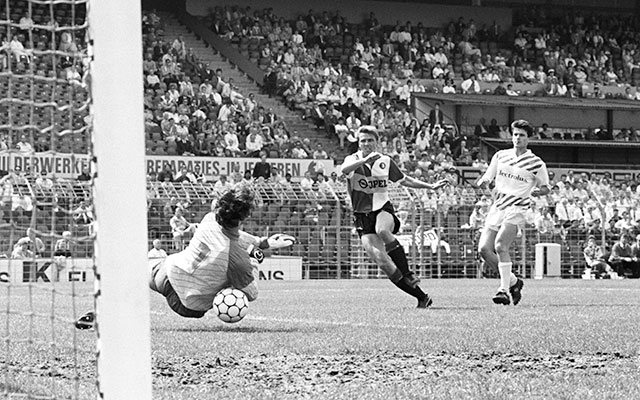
414, 93, 640, 112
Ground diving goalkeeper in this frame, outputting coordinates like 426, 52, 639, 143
75, 187, 295, 328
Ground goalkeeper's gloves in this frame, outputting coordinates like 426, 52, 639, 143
266, 234, 296, 249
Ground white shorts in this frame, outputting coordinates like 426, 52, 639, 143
484, 205, 527, 232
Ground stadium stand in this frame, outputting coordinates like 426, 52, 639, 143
3, 1, 640, 279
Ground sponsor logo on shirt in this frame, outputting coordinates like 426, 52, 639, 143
358, 178, 388, 189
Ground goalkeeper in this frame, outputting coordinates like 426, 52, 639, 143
75, 187, 294, 328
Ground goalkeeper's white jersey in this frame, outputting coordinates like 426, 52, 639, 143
166, 213, 257, 311
484, 148, 549, 209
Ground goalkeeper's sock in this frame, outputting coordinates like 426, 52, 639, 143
386, 240, 411, 276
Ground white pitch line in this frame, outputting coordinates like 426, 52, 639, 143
246, 315, 431, 331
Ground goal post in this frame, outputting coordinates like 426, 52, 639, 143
89, 0, 152, 398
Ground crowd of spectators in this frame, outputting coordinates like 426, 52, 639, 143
213, 5, 640, 99
0, 3, 86, 78
192, 5, 640, 173
141, 10, 336, 162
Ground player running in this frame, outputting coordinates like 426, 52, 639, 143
75, 187, 295, 328
340, 126, 449, 308
476, 119, 550, 305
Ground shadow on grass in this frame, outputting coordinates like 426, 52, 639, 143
167, 326, 302, 333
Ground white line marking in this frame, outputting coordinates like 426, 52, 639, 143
246, 315, 431, 330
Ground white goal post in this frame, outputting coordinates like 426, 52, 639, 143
89, 1, 152, 398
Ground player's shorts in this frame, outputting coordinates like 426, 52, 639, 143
149, 259, 206, 319
483, 204, 527, 232
353, 201, 401, 237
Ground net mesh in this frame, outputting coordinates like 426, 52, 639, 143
0, 0, 96, 398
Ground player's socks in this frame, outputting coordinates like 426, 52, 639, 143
386, 239, 411, 276
509, 272, 518, 287
391, 269, 427, 299
498, 261, 513, 292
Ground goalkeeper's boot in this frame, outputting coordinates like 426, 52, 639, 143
492, 290, 510, 305
509, 278, 524, 306
403, 271, 421, 288
75, 311, 95, 330
417, 294, 433, 309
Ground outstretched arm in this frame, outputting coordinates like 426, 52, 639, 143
239, 230, 296, 251
399, 175, 450, 190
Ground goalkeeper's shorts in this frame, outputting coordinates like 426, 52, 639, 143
149, 259, 206, 319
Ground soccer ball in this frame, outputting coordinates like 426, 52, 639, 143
212, 288, 249, 323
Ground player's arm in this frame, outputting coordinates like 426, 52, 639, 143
399, 175, 450, 190
339, 152, 381, 175
239, 230, 296, 251
228, 245, 259, 302
475, 153, 498, 187
532, 163, 551, 197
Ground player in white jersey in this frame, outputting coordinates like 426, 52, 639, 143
75, 188, 294, 328
476, 119, 550, 305
340, 126, 449, 308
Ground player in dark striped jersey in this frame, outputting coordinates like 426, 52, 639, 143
340, 126, 449, 308
476, 119, 550, 305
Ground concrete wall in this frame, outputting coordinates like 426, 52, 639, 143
186, 0, 513, 29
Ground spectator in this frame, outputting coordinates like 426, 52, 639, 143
11, 239, 34, 259
252, 152, 272, 180
19, 228, 45, 257
54, 231, 73, 257
16, 135, 33, 153
428, 103, 444, 127
173, 167, 198, 184
240, 170, 253, 186
245, 128, 265, 157
461, 74, 480, 94
169, 207, 196, 250
73, 201, 95, 225
583, 235, 613, 278
35, 170, 54, 191
312, 143, 328, 160
300, 171, 314, 190
148, 238, 168, 258
493, 81, 507, 95
214, 174, 232, 194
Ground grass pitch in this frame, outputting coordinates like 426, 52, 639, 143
2, 279, 640, 399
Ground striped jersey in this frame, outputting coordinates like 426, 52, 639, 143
342, 151, 404, 213
484, 149, 549, 209
166, 213, 257, 311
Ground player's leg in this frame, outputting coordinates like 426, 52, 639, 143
149, 259, 170, 295
361, 233, 432, 308
493, 222, 520, 304
360, 233, 399, 279
149, 259, 206, 318
376, 210, 419, 286
478, 227, 499, 276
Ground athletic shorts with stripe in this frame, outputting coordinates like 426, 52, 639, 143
148, 259, 206, 318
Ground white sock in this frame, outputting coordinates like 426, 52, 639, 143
498, 262, 513, 292
509, 272, 518, 287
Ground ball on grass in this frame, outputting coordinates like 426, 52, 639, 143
213, 288, 249, 323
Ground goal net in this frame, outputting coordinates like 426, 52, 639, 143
0, 1, 151, 399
